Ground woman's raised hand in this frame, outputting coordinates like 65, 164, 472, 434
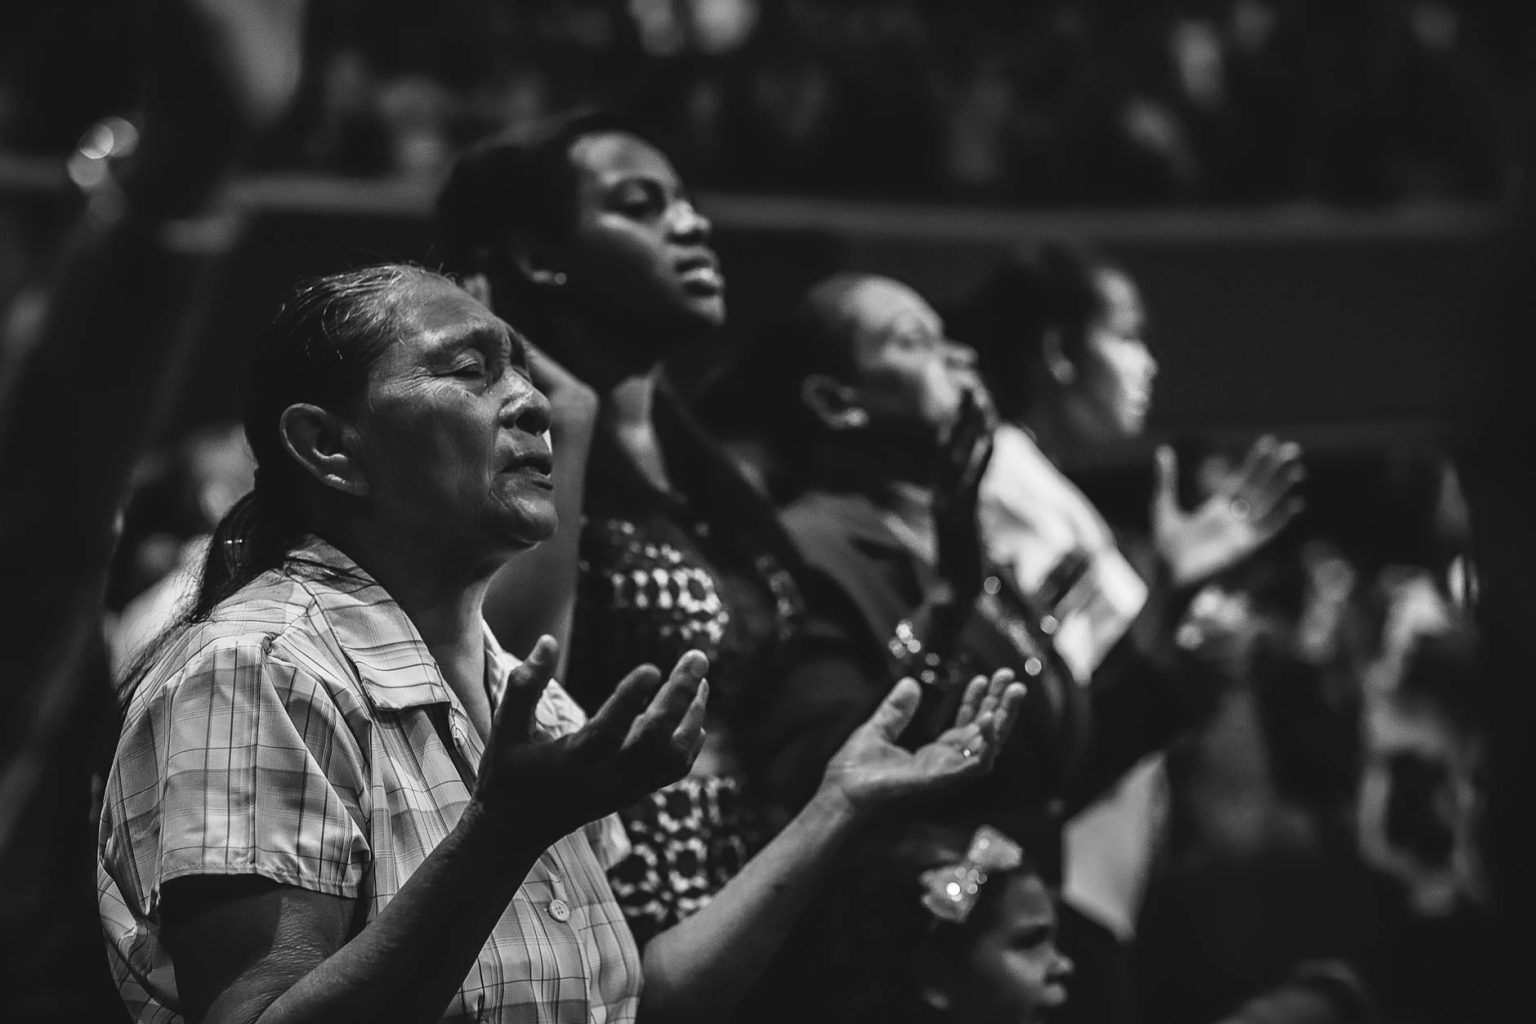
474, 636, 709, 841
931, 388, 997, 635
818, 669, 1025, 818
1151, 435, 1305, 590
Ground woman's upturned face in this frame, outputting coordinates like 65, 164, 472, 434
349, 277, 556, 563
845, 277, 972, 441
1068, 269, 1157, 443
950, 874, 1073, 1023
559, 131, 724, 343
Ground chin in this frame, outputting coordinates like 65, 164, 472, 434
680, 297, 727, 334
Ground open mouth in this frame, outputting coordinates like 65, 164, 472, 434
503, 451, 553, 478
675, 251, 724, 292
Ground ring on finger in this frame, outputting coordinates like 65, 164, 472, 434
1228, 495, 1252, 520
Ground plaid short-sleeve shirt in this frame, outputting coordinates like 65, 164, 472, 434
98, 538, 642, 1023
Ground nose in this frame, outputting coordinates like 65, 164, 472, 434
1052, 948, 1075, 982
500, 375, 553, 436
669, 198, 712, 243
944, 340, 978, 374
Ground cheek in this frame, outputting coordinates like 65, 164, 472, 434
367, 403, 490, 493
573, 225, 668, 298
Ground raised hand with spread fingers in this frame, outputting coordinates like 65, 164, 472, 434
1152, 435, 1306, 591
820, 669, 1026, 814
475, 635, 710, 842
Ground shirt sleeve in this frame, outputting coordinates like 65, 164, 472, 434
101, 635, 373, 916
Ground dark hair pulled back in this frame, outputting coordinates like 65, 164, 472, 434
948, 239, 1122, 423
808, 818, 1041, 1024
434, 108, 642, 342
193, 263, 450, 617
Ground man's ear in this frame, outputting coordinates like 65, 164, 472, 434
801, 373, 870, 430
1041, 326, 1077, 386
278, 403, 369, 497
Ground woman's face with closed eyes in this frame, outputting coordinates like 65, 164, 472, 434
555, 131, 725, 355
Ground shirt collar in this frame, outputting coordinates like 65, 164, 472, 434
292, 536, 465, 712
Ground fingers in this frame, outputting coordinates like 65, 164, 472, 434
953, 674, 989, 730
942, 390, 990, 484
671, 679, 710, 762
943, 671, 1025, 771
492, 634, 560, 738
1151, 444, 1180, 522
621, 651, 709, 786
648, 650, 710, 725
978, 668, 1016, 721
1250, 494, 1306, 541
867, 677, 923, 741
583, 662, 665, 752
986, 680, 1028, 752
1225, 436, 1305, 517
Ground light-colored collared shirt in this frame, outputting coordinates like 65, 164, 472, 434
979, 423, 1148, 681
98, 537, 641, 1023
979, 423, 1163, 941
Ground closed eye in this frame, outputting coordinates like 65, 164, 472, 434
450, 353, 489, 378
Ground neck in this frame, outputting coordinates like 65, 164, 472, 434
606, 370, 657, 432
324, 518, 500, 702
820, 430, 941, 492
604, 370, 671, 492
1017, 405, 1076, 468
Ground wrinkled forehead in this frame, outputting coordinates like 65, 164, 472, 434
384, 276, 518, 353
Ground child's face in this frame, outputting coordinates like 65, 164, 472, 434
950, 875, 1073, 1023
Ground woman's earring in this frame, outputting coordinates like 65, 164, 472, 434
529, 268, 567, 287
834, 407, 870, 430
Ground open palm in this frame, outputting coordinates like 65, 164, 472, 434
822, 669, 1024, 814
1153, 436, 1305, 589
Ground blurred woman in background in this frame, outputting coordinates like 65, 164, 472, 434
946, 240, 1305, 1018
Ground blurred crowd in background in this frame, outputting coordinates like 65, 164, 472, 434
2, 0, 1522, 205
1, 1, 1526, 1021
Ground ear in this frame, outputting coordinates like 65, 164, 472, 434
801, 373, 869, 431
1041, 326, 1077, 386
278, 403, 369, 497
505, 230, 568, 289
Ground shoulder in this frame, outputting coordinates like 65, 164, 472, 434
124, 569, 357, 724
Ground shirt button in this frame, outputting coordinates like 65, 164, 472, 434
983, 576, 1001, 595
547, 899, 571, 923
1023, 656, 1043, 677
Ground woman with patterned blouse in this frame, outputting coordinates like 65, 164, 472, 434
97, 265, 1022, 1023
436, 110, 958, 947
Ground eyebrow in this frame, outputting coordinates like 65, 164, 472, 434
438, 323, 523, 363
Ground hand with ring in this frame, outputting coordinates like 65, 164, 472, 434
1151, 435, 1306, 590
817, 669, 1025, 818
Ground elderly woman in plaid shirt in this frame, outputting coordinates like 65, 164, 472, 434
97, 264, 1023, 1024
